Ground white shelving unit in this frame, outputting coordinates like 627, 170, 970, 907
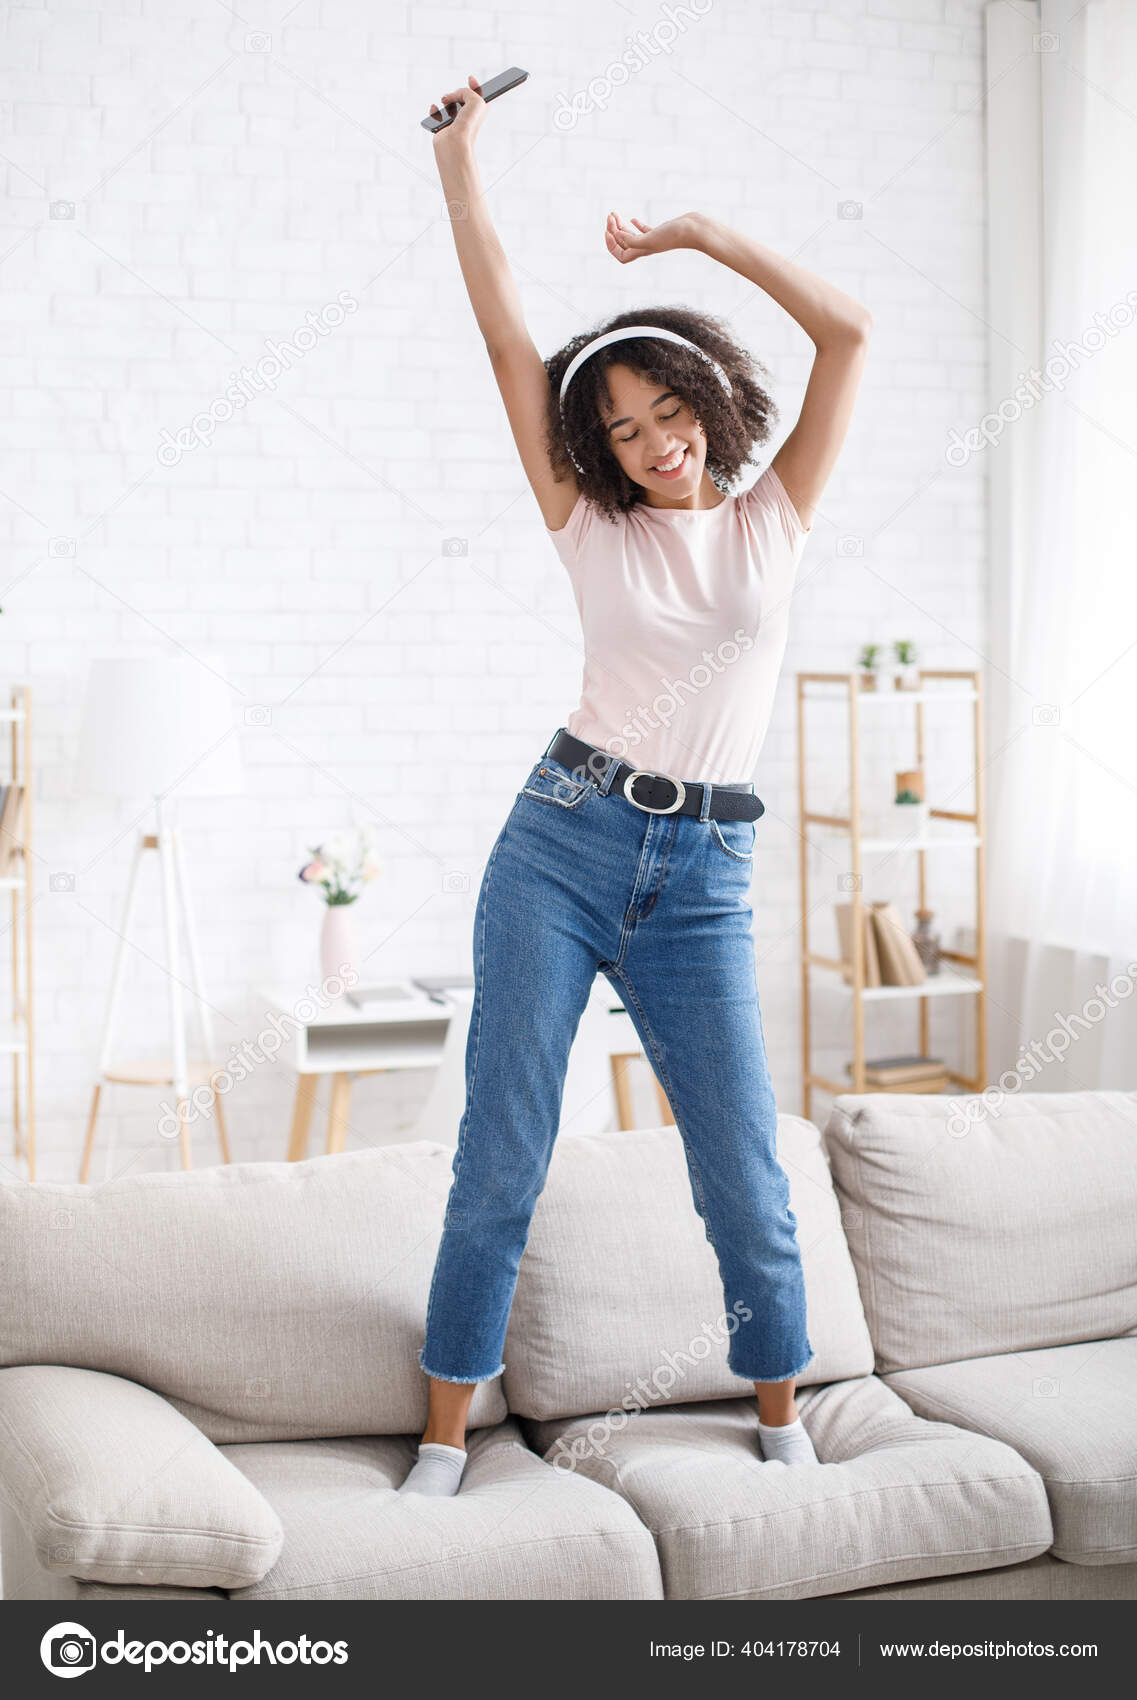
797, 669, 987, 1120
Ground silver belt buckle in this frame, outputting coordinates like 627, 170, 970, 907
622, 768, 687, 815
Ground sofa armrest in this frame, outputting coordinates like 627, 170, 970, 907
0, 1365, 283, 1589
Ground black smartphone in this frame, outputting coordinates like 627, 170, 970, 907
420, 67, 528, 132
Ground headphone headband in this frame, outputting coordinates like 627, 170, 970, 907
557, 324, 733, 410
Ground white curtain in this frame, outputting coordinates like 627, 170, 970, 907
985, 0, 1137, 1088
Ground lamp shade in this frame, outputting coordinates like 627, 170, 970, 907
77, 656, 245, 800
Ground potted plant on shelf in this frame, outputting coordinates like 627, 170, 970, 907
890, 768, 929, 839
299, 825, 380, 987
858, 644, 881, 691
893, 639, 920, 690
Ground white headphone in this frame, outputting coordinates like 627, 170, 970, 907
557, 324, 733, 473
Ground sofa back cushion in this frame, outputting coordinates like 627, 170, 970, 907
0, 1145, 506, 1441
823, 1090, 1137, 1373
502, 1118, 875, 1421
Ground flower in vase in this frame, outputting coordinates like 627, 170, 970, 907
320, 830, 355, 866
298, 825, 381, 907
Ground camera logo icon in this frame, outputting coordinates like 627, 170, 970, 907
50, 872, 76, 893
1032, 703, 1060, 727
836, 535, 863, 557
442, 870, 470, 894
441, 537, 468, 557
837, 200, 863, 221
49, 201, 76, 221
49, 537, 76, 558
40, 1622, 96, 1676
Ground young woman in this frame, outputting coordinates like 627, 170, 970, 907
400, 76, 870, 1498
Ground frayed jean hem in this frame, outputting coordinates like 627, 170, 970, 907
417, 1348, 505, 1385
729, 1348, 815, 1385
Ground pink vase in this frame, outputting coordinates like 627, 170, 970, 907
320, 903, 358, 991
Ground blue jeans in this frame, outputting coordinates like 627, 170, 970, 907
418, 737, 815, 1387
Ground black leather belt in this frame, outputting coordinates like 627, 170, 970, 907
546, 729, 765, 822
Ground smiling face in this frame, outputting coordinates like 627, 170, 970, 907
598, 362, 720, 507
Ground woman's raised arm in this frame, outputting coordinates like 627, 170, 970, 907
606, 210, 871, 530
430, 77, 579, 530
687, 217, 870, 530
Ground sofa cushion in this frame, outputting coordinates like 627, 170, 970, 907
839, 1553, 1137, 1601
502, 1119, 874, 1421
0, 1145, 505, 1441
0, 1366, 282, 1589
0, 1500, 230, 1601
224, 1417, 662, 1600
884, 1337, 1137, 1565
823, 1090, 1137, 1372
526, 1375, 1052, 1599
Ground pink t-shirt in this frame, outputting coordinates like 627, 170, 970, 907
543, 464, 810, 783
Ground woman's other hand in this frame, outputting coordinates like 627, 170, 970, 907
603, 210, 705, 263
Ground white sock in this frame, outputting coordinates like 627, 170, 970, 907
757, 1415, 819, 1467
397, 1441, 468, 1497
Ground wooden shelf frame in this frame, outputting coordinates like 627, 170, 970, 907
797, 669, 987, 1121
6, 686, 35, 1178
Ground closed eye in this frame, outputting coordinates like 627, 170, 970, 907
617, 406, 681, 443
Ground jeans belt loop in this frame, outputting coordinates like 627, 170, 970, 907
699, 782, 712, 823
595, 752, 621, 795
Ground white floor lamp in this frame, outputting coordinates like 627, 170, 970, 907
76, 656, 244, 1181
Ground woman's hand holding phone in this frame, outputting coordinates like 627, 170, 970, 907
427, 76, 487, 150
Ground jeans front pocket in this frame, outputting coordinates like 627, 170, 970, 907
519, 757, 594, 811
709, 815, 756, 862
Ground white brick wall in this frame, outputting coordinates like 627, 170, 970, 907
1, 0, 989, 1180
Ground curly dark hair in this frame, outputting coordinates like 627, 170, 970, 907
542, 305, 777, 521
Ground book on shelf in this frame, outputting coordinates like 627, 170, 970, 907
876, 1077, 947, 1094
859, 1053, 947, 1086
869, 900, 927, 986
834, 903, 881, 986
846, 1055, 947, 1091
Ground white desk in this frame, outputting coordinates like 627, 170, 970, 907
264, 981, 670, 1160
263, 983, 452, 1159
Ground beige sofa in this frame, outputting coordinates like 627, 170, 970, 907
1, 1090, 1133, 1601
